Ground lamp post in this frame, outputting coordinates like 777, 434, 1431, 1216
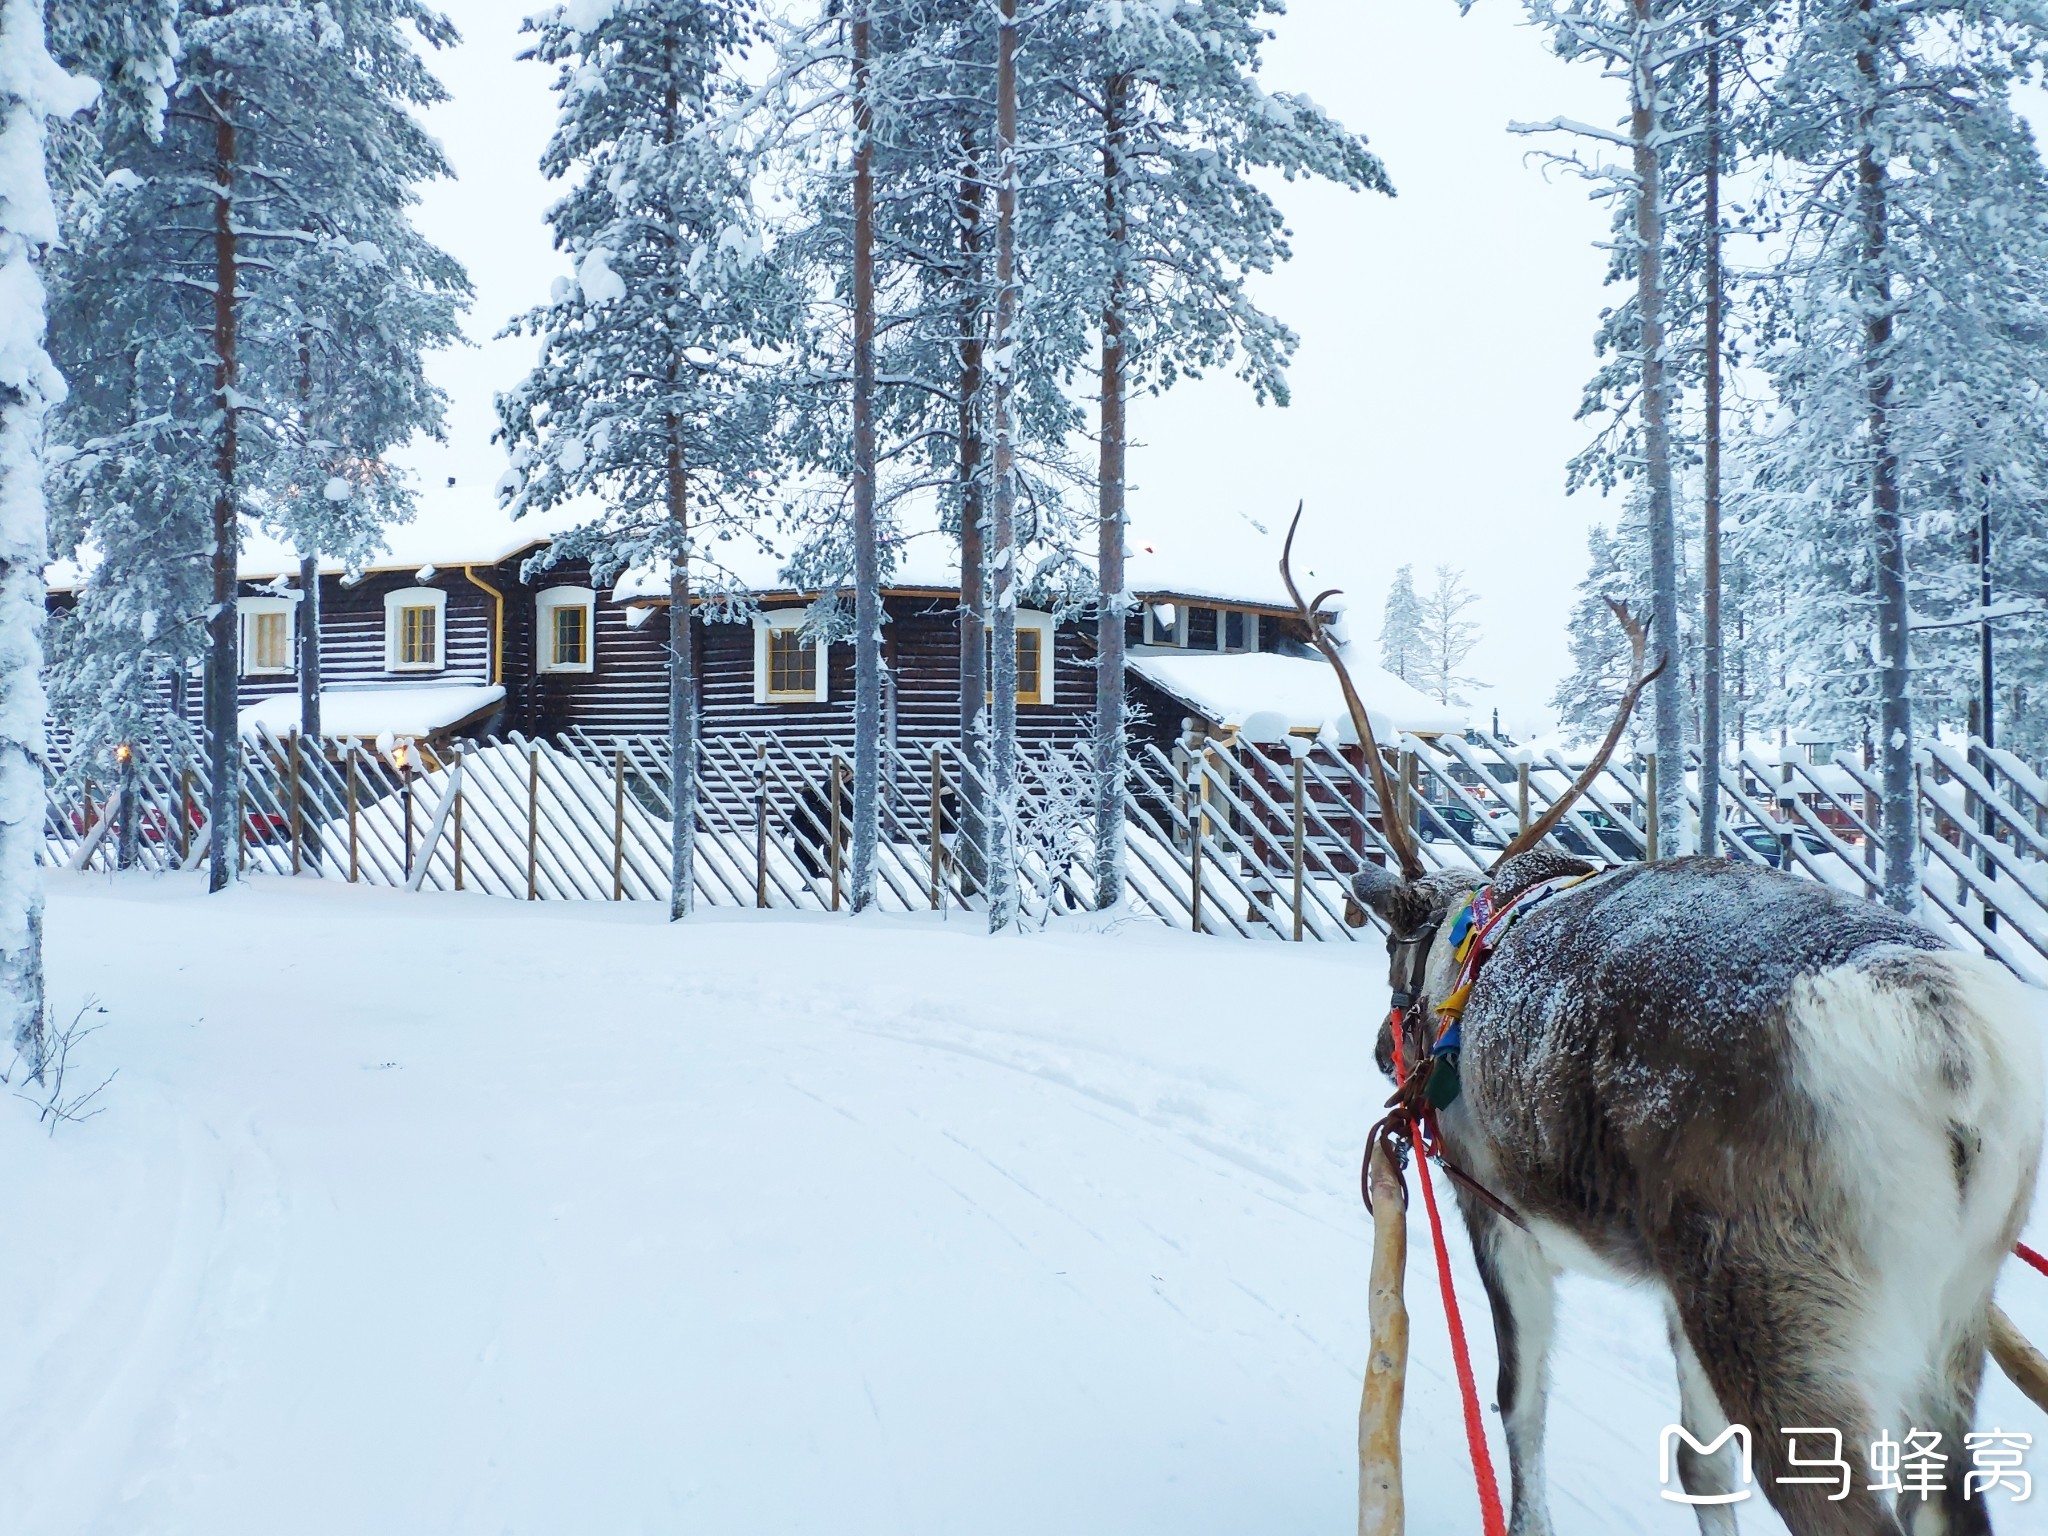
394, 742, 414, 878
115, 742, 138, 871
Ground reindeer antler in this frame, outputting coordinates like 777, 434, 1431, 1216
1491, 597, 1667, 868
1280, 505, 1426, 882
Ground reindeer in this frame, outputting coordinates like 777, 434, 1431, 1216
1281, 515, 2046, 1536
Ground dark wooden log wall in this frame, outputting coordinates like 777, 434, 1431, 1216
235, 566, 498, 714
507, 571, 1100, 749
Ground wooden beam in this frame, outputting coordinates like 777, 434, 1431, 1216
1991, 1303, 2048, 1414
1360, 1141, 1408, 1536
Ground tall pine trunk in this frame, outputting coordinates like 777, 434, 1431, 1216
1858, 26, 1914, 911
1698, 22, 1723, 857
955, 145, 987, 893
659, 46, 697, 923
848, 1, 881, 914
986, 0, 1020, 931
205, 92, 241, 894
1091, 71, 1129, 912
1631, 0, 1684, 856
298, 553, 322, 736
295, 335, 322, 741
668, 436, 696, 919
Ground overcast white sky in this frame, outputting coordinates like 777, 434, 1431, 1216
393, 0, 1622, 731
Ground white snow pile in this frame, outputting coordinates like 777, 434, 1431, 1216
1131, 649, 1467, 741
238, 683, 505, 740
4, 878, 2046, 1535
576, 246, 626, 305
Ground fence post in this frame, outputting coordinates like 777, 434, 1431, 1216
1645, 755, 1660, 863
1291, 747, 1306, 942
929, 745, 944, 911
453, 746, 465, 892
238, 791, 248, 871
613, 744, 626, 901
1189, 752, 1205, 936
527, 746, 540, 901
288, 730, 303, 875
82, 777, 95, 837
346, 748, 359, 882
829, 756, 844, 912
1398, 748, 1418, 844
754, 743, 768, 909
1517, 761, 1530, 836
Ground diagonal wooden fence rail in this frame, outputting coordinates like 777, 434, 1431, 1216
40, 722, 2048, 978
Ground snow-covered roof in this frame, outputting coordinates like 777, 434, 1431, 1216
1120, 515, 1320, 613
48, 488, 1349, 624
1130, 650, 1467, 742
239, 683, 506, 741
46, 488, 596, 592
610, 508, 1321, 611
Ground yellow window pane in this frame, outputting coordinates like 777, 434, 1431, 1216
554, 605, 587, 666
401, 606, 438, 666
251, 611, 290, 671
1016, 628, 1042, 704
768, 629, 815, 695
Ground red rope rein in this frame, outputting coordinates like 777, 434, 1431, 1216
1411, 1111, 1512, 1536
2017, 1240, 2048, 1280
1381, 1011, 1511, 1536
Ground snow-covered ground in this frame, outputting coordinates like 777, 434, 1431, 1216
5, 875, 2047, 1535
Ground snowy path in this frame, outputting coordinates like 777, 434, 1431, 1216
3, 877, 2044, 1534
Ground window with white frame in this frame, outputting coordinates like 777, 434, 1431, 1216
752, 609, 829, 703
984, 610, 1057, 705
535, 586, 596, 674
1143, 601, 1184, 647
384, 586, 448, 672
238, 594, 300, 676
1221, 609, 1259, 653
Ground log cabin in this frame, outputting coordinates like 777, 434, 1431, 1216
47, 515, 1464, 758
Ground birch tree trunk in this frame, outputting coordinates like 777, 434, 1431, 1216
848, 0, 881, 915
1698, 22, 1723, 858
206, 90, 242, 894
1631, 0, 1685, 858
0, 0, 86, 1078
1858, 25, 1915, 912
955, 142, 987, 895
986, 0, 1020, 931
1092, 70, 1130, 912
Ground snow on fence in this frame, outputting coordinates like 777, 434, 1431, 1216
39, 721, 2048, 975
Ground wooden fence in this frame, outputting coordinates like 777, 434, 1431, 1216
41, 721, 2048, 977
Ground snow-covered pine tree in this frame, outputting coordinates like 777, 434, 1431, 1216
49, 0, 466, 893
500, 0, 797, 921
1378, 563, 1423, 685
265, 186, 466, 737
762, 0, 1088, 920
1554, 526, 1644, 751
1415, 564, 1482, 708
1036, 0, 1389, 909
0, 0, 105, 1077
1738, 0, 2048, 908
1514, 0, 1698, 852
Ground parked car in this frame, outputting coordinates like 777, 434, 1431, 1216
1732, 824, 1831, 867
1421, 802, 1512, 848
1551, 809, 1643, 861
